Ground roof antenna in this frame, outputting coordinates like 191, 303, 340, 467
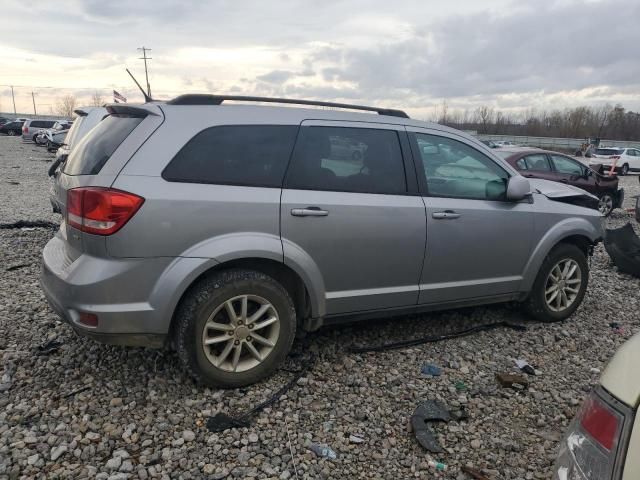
126, 68, 152, 102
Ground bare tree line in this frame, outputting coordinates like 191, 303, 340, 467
53, 92, 104, 117
433, 102, 640, 141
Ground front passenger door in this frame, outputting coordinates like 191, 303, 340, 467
408, 129, 534, 304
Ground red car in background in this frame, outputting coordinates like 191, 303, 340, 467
495, 148, 624, 216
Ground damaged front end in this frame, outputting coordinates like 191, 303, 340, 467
553, 387, 633, 480
529, 179, 600, 212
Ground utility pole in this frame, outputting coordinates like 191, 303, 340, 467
137, 46, 152, 98
10, 86, 16, 115
31, 91, 37, 116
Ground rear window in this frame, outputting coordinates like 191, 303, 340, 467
63, 115, 143, 175
596, 149, 624, 156
162, 125, 299, 187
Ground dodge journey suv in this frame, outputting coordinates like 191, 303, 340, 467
42, 95, 604, 387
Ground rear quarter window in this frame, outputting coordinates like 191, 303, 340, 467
162, 125, 299, 187
63, 115, 143, 175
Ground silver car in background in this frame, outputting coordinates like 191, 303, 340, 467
41, 95, 604, 387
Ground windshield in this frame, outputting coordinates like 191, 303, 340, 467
63, 114, 143, 175
596, 148, 624, 156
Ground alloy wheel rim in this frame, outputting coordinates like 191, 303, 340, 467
544, 258, 582, 312
598, 195, 613, 215
201, 294, 280, 373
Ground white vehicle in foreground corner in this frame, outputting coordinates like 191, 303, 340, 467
554, 333, 640, 479
588, 147, 640, 176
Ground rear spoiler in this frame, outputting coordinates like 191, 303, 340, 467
106, 105, 159, 117
73, 109, 88, 117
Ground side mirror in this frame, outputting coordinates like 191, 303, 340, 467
506, 175, 531, 201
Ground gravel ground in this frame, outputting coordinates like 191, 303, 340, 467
1, 135, 639, 480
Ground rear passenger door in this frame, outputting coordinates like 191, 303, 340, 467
280, 121, 426, 315
549, 154, 593, 191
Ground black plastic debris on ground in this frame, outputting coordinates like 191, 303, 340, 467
0, 220, 59, 230
36, 340, 63, 356
207, 353, 316, 433
351, 321, 526, 354
6, 263, 31, 272
411, 400, 468, 453
604, 223, 640, 278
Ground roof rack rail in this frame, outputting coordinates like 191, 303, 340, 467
165, 94, 409, 118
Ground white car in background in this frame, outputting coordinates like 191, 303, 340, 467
554, 333, 640, 479
589, 147, 640, 176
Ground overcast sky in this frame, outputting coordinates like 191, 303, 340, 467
1, 0, 639, 118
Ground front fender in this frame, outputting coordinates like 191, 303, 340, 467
521, 216, 602, 291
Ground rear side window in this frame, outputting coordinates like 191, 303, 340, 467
596, 148, 624, 156
64, 115, 143, 175
285, 126, 407, 194
523, 154, 551, 171
31, 120, 55, 128
163, 125, 298, 187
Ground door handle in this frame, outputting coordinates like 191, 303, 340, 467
432, 210, 461, 220
291, 207, 329, 217
524, 173, 535, 178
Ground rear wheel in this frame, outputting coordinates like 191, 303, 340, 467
620, 163, 629, 176
524, 243, 588, 322
7, 130, 15, 136
174, 269, 296, 388
598, 193, 614, 216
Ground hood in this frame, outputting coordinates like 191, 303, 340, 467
528, 178, 598, 201
601, 333, 640, 408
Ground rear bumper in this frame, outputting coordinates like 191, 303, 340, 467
40, 234, 176, 347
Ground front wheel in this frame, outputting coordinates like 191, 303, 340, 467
598, 193, 614, 216
524, 243, 589, 322
174, 269, 296, 388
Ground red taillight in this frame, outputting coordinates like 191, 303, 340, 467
67, 187, 144, 236
78, 312, 99, 327
579, 396, 619, 450
23, 126, 28, 133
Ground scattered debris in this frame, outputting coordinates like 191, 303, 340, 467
454, 381, 468, 391
7, 181, 20, 185
411, 400, 451, 453
59, 385, 92, 399
427, 459, 447, 471
462, 466, 491, 479
350, 321, 526, 353
421, 363, 442, 377
6, 263, 31, 272
449, 407, 469, 422
207, 354, 316, 433
609, 322, 625, 335
0, 220, 59, 230
604, 223, 640, 278
348, 433, 365, 444
496, 373, 529, 389
308, 443, 338, 460
515, 359, 537, 375
36, 340, 63, 356
590, 368, 601, 374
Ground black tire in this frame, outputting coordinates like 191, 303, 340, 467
174, 269, 296, 388
620, 163, 629, 176
523, 243, 589, 323
7, 130, 15, 136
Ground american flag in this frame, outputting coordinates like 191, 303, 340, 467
113, 90, 127, 103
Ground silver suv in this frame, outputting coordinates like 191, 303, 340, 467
41, 95, 604, 387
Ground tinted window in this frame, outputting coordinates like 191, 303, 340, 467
551, 155, 583, 175
63, 117, 84, 148
64, 115, 143, 175
595, 148, 624, 156
515, 158, 528, 170
163, 125, 298, 187
285, 127, 406, 194
412, 133, 509, 200
523, 154, 551, 171
31, 120, 55, 128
